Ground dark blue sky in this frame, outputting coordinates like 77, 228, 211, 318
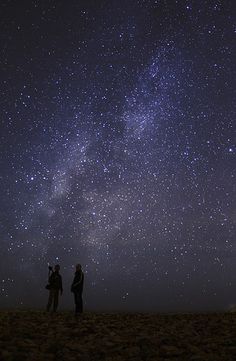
0, 0, 235, 311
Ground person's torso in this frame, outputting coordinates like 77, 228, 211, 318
50, 272, 61, 289
74, 271, 84, 290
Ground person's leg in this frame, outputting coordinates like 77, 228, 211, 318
81, 294, 83, 313
74, 292, 79, 314
47, 290, 53, 311
53, 290, 59, 312
78, 292, 83, 313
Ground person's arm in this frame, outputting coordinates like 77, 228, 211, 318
72, 273, 83, 288
48, 272, 54, 284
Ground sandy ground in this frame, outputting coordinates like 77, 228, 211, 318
0, 311, 235, 361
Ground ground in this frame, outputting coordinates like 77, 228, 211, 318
0, 311, 235, 360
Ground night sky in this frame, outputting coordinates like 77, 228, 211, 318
0, 0, 235, 312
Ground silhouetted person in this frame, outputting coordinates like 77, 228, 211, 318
71, 264, 84, 315
46, 264, 63, 312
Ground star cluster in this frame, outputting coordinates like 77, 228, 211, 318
0, 0, 235, 311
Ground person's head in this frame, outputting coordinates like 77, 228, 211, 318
54, 264, 60, 272
76, 264, 82, 272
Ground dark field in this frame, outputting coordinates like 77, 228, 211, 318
0, 311, 235, 361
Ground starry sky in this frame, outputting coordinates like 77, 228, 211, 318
0, 0, 235, 311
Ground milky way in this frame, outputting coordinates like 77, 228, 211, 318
0, 1, 235, 311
